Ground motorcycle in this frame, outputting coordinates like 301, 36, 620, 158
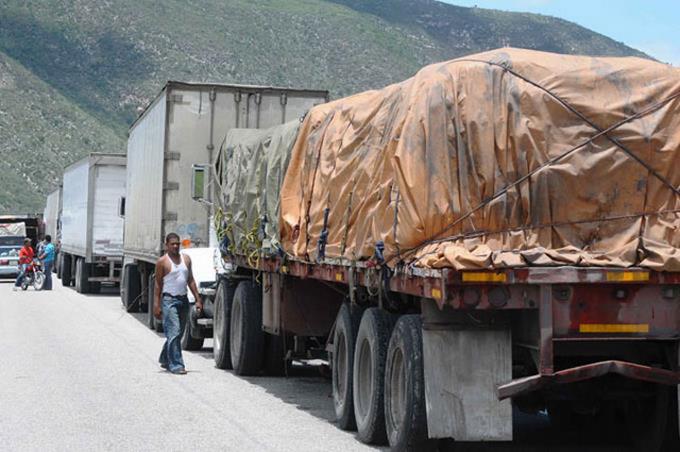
21, 258, 46, 291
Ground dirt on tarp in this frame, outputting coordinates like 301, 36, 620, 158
279, 48, 680, 271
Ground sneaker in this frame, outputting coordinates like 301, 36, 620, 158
170, 368, 187, 375
160, 363, 169, 370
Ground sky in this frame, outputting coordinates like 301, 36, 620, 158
441, 0, 679, 66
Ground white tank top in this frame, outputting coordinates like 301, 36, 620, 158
163, 254, 189, 296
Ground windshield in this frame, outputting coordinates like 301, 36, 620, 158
0, 236, 23, 257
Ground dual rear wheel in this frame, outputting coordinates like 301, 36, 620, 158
332, 304, 432, 450
212, 278, 286, 376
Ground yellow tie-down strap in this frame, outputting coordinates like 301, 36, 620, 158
579, 323, 650, 334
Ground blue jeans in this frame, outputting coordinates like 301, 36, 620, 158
43, 260, 53, 290
14, 264, 28, 287
158, 294, 189, 372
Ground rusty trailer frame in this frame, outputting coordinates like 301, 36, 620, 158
228, 254, 680, 397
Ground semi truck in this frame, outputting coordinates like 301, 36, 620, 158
120, 81, 329, 336
43, 186, 62, 274
58, 153, 126, 293
199, 48, 680, 450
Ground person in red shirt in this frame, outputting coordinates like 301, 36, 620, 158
13, 238, 34, 291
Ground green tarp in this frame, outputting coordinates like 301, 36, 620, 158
213, 120, 300, 259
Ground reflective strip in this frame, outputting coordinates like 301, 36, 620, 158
579, 323, 649, 333
335, 272, 343, 282
430, 288, 442, 299
606, 271, 649, 282
462, 272, 507, 282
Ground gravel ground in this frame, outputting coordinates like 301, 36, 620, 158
0, 277, 631, 451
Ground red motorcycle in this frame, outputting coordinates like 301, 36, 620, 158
21, 258, 46, 291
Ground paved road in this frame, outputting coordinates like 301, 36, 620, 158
0, 277, 630, 451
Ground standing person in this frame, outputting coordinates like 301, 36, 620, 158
39, 235, 56, 290
154, 232, 203, 374
13, 238, 34, 291
36, 235, 46, 258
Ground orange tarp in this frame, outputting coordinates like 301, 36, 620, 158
280, 48, 680, 270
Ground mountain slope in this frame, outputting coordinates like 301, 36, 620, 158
0, 50, 124, 213
0, 0, 649, 213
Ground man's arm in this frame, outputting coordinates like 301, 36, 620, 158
154, 259, 165, 320
185, 255, 203, 313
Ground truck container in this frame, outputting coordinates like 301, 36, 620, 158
43, 187, 61, 242
0, 214, 43, 245
121, 81, 329, 334
0, 222, 27, 278
43, 186, 62, 274
58, 153, 126, 293
204, 48, 680, 450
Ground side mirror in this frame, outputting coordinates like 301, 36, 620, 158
118, 197, 126, 217
191, 165, 206, 200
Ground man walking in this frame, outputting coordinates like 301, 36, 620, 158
154, 233, 203, 374
39, 235, 56, 290
13, 238, 34, 291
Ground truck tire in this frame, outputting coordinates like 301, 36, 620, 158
213, 279, 236, 369
332, 303, 363, 431
61, 254, 72, 287
353, 307, 394, 444
181, 304, 204, 351
229, 280, 264, 376
624, 384, 678, 452
90, 282, 101, 293
147, 274, 156, 329
384, 315, 434, 451
123, 264, 141, 313
75, 258, 90, 294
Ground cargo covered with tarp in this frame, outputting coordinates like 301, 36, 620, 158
279, 48, 680, 271
214, 120, 300, 260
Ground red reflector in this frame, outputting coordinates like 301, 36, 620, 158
0, 259, 9, 265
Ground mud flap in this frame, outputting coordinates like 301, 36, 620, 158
422, 326, 512, 441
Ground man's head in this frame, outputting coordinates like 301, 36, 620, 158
23, 238, 31, 248
45, 235, 52, 243
165, 232, 181, 256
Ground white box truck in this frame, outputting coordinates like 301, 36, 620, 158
43, 186, 62, 274
58, 153, 126, 293
121, 81, 328, 335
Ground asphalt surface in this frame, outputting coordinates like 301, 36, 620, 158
0, 277, 632, 451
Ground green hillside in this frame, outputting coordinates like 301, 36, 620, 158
0, 0, 649, 212
0, 51, 124, 213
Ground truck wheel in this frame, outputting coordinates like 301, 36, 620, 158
229, 280, 264, 375
384, 315, 434, 451
75, 259, 90, 294
181, 304, 204, 351
154, 315, 164, 333
332, 303, 363, 431
123, 264, 141, 312
213, 280, 235, 369
263, 333, 288, 376
624, 384, 676, 451
61, 254, 72, 287
147, 274, 156, 329
353, 307, 393, 444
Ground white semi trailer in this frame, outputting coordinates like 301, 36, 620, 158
58, 153, 126, 293
121, 81, 328, 334
43, 186, 62, 274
